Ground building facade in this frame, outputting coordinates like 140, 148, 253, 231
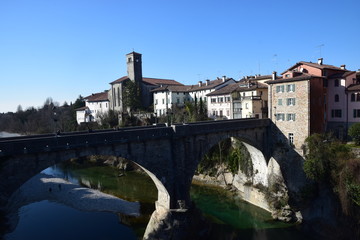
109, 52, 183, 113
267, 58, 353, 149
76, 91, 110, 124
152, 77, 236, 117
206, 74, 274, 120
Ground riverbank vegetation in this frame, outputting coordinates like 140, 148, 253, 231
303, 133, 360, 232
196, 138, 252, 176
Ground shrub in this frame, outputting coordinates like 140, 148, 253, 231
349, 123, 360, 145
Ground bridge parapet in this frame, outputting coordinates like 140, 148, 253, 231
172, 118, 270, 136
0, 126, 173, 157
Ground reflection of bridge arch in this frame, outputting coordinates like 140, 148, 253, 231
0, 119, 272, 212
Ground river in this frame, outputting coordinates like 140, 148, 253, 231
2, 160, 314, 240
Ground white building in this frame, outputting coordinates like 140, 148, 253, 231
76, 91, 110, 124
152, 76, 236, 116
207, 79, 270, 120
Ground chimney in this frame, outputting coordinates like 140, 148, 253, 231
222, 76, 226, 82
341, 64, 346, 70
318, 58, 323, 65
206, 79, 210, 86
272, 71, 277, 80
198, 81, 202, 87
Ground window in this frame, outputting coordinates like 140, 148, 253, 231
220, 110, 223, 117
335, 94, 339, 102
331, 109, 342, 118
334, 79, 339, 87
245, 103, 249, 109
276, 85, 284, 93
276, 113, 285, 121
289, 133, 294, 145
218, 97, 224, 103
351, 93, 355, 102
155, 99, 158, 105
357, 93, 360, 102
353, 109, 360, 118
278, 99, 283, 106
287, 98, 296, 106
211, 98, 217, 103
287, 113, 296, 121
176, 98, 180, 104
226, 110, 230, 116
162, 99, 165, 104
287, 84, 295, 92
226, 97, 231, 102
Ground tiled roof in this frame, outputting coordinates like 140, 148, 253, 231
110, 76, 129, 84
205, 84, 239, 96
75, 106, 88, 111
206, 82, 268, 96
281, 61, 349, 75
151, 78, 235, 93
188, 78, 235, 91
150, 85, 189, 92
347, 84, 360, 92
239, 75, 273, 81
84, 91, 109, 102
142, 77, 183, 86
110, 76, 183, 86
328, 71, 356, 79
266, 73, 323, 84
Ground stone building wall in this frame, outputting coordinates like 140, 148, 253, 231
270, 80, 310, 149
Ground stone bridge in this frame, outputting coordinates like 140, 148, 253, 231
0, 118, 274, 212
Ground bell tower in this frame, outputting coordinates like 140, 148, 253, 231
126, 51, 143, 84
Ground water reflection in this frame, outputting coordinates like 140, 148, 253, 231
5, 200, 136, 240
4, 162, 313, 240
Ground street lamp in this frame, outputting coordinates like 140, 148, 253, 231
52, 106, 58, 134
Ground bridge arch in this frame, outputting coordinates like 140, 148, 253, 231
1, 119, 273, 212
193, 131, 270, 187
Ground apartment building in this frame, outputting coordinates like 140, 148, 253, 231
152, 76, 236, 116
206, 74, 276, 120
267, 58, 353, 149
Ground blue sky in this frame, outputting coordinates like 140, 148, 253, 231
1, 0, 359, 113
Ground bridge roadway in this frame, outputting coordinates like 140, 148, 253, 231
0, 118, 272, 213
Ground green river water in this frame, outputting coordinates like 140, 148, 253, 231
4, 162, 313, 240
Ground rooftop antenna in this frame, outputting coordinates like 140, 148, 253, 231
316, 44, 324, 58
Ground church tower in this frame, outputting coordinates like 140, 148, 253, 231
126, 51, 143, 84
125, 51, 143, 108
